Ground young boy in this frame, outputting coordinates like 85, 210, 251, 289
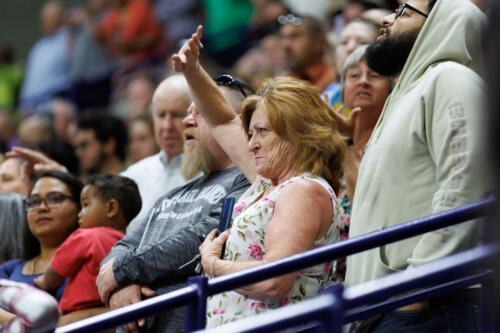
34, 175, 141, 314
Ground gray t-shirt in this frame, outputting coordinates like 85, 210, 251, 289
105, 167, 249, 332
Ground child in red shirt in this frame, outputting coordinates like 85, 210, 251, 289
34, 175, 142, 314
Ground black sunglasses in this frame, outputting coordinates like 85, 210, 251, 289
214, 74, 254, 98
395, 3, 429, 19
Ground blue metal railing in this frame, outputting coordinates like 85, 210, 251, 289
56, 197, 494, 333
200, 286, 344, 333
197, 244, 497, 333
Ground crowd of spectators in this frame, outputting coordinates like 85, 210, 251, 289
0, 0, 492, 332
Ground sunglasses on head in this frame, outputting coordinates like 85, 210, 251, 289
277, 14, 303, 26
214, 74, 254, 98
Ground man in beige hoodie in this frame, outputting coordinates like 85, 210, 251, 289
346, 0, 487, 331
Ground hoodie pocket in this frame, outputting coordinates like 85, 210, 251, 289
377, 245, 406, 274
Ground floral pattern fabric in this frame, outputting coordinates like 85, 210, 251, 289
206, 173, 342, 327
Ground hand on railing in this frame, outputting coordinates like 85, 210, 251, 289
108, 284, 156, 333
97, 258, 119, 306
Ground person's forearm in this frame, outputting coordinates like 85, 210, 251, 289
102, 216, 146, 267
114, 222, 217, 285
0, 308, 15, 324
184, 65, 238, 127
213, 258, 297, 299
58, 307, 108, 326
42, 267, 65, 290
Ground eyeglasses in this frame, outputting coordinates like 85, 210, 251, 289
24, 192, 75, 210
277, 14, 303, 26
214, 74, 254, 98
395, 3, 429, 19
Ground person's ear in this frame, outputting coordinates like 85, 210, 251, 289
106, 199, 120, 219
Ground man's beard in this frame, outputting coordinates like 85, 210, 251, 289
181, 141, 216, 180
365, 28, 421, 77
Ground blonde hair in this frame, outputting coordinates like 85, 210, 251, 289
241, 77, 346, 192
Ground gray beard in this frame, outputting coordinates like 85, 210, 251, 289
181, 141, 216, 180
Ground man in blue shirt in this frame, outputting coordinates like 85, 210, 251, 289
20, 1, 71, 113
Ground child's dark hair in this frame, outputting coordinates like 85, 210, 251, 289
86, 174, 142, 224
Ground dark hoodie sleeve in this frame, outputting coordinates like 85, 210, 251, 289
101, 205, 153, 267
112, 174, 250, 286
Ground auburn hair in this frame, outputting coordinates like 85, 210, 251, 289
241, 76, 346, 193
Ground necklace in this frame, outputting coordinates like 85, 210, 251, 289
31, 256, 40, 274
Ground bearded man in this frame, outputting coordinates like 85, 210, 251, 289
346, 0, 487, 332
97, 76, 252, 333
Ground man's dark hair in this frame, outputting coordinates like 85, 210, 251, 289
77, 113, 128, 161
39, 140, 79, 175
301, 15, 326, 38
86, 174, 142, 224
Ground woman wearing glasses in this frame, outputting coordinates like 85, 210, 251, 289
0, 171, 82, 325
173, 26, 346, 327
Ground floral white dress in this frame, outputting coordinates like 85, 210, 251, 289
206, 173, 342, 327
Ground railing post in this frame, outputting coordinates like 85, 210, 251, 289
323, 285, 344, 333
185, 276, 208, 332
481, 197, 496, 333
481, 273, 495, 333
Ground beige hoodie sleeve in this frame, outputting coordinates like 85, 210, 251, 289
408, 66, 486, 267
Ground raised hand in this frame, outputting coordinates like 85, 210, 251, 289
171, 25, 204, 74
6, 147, 66, 176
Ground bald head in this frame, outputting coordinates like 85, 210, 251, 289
151, 75, 192, 159
152, 75, 190, 104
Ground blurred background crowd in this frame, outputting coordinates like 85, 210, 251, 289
2, 0, 489, 179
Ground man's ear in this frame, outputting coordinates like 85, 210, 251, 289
106, 199, 120, 219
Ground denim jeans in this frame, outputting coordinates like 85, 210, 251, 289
371, 289, 481, 333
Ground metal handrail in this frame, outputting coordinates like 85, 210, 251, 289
199, 286, 344, 333
343, 245, 496, 311
206, 197, 493, 296
56, 286, 197, 333
343, 270, 492, 322
56, 197, 494, 333
197, 245, 497, 333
